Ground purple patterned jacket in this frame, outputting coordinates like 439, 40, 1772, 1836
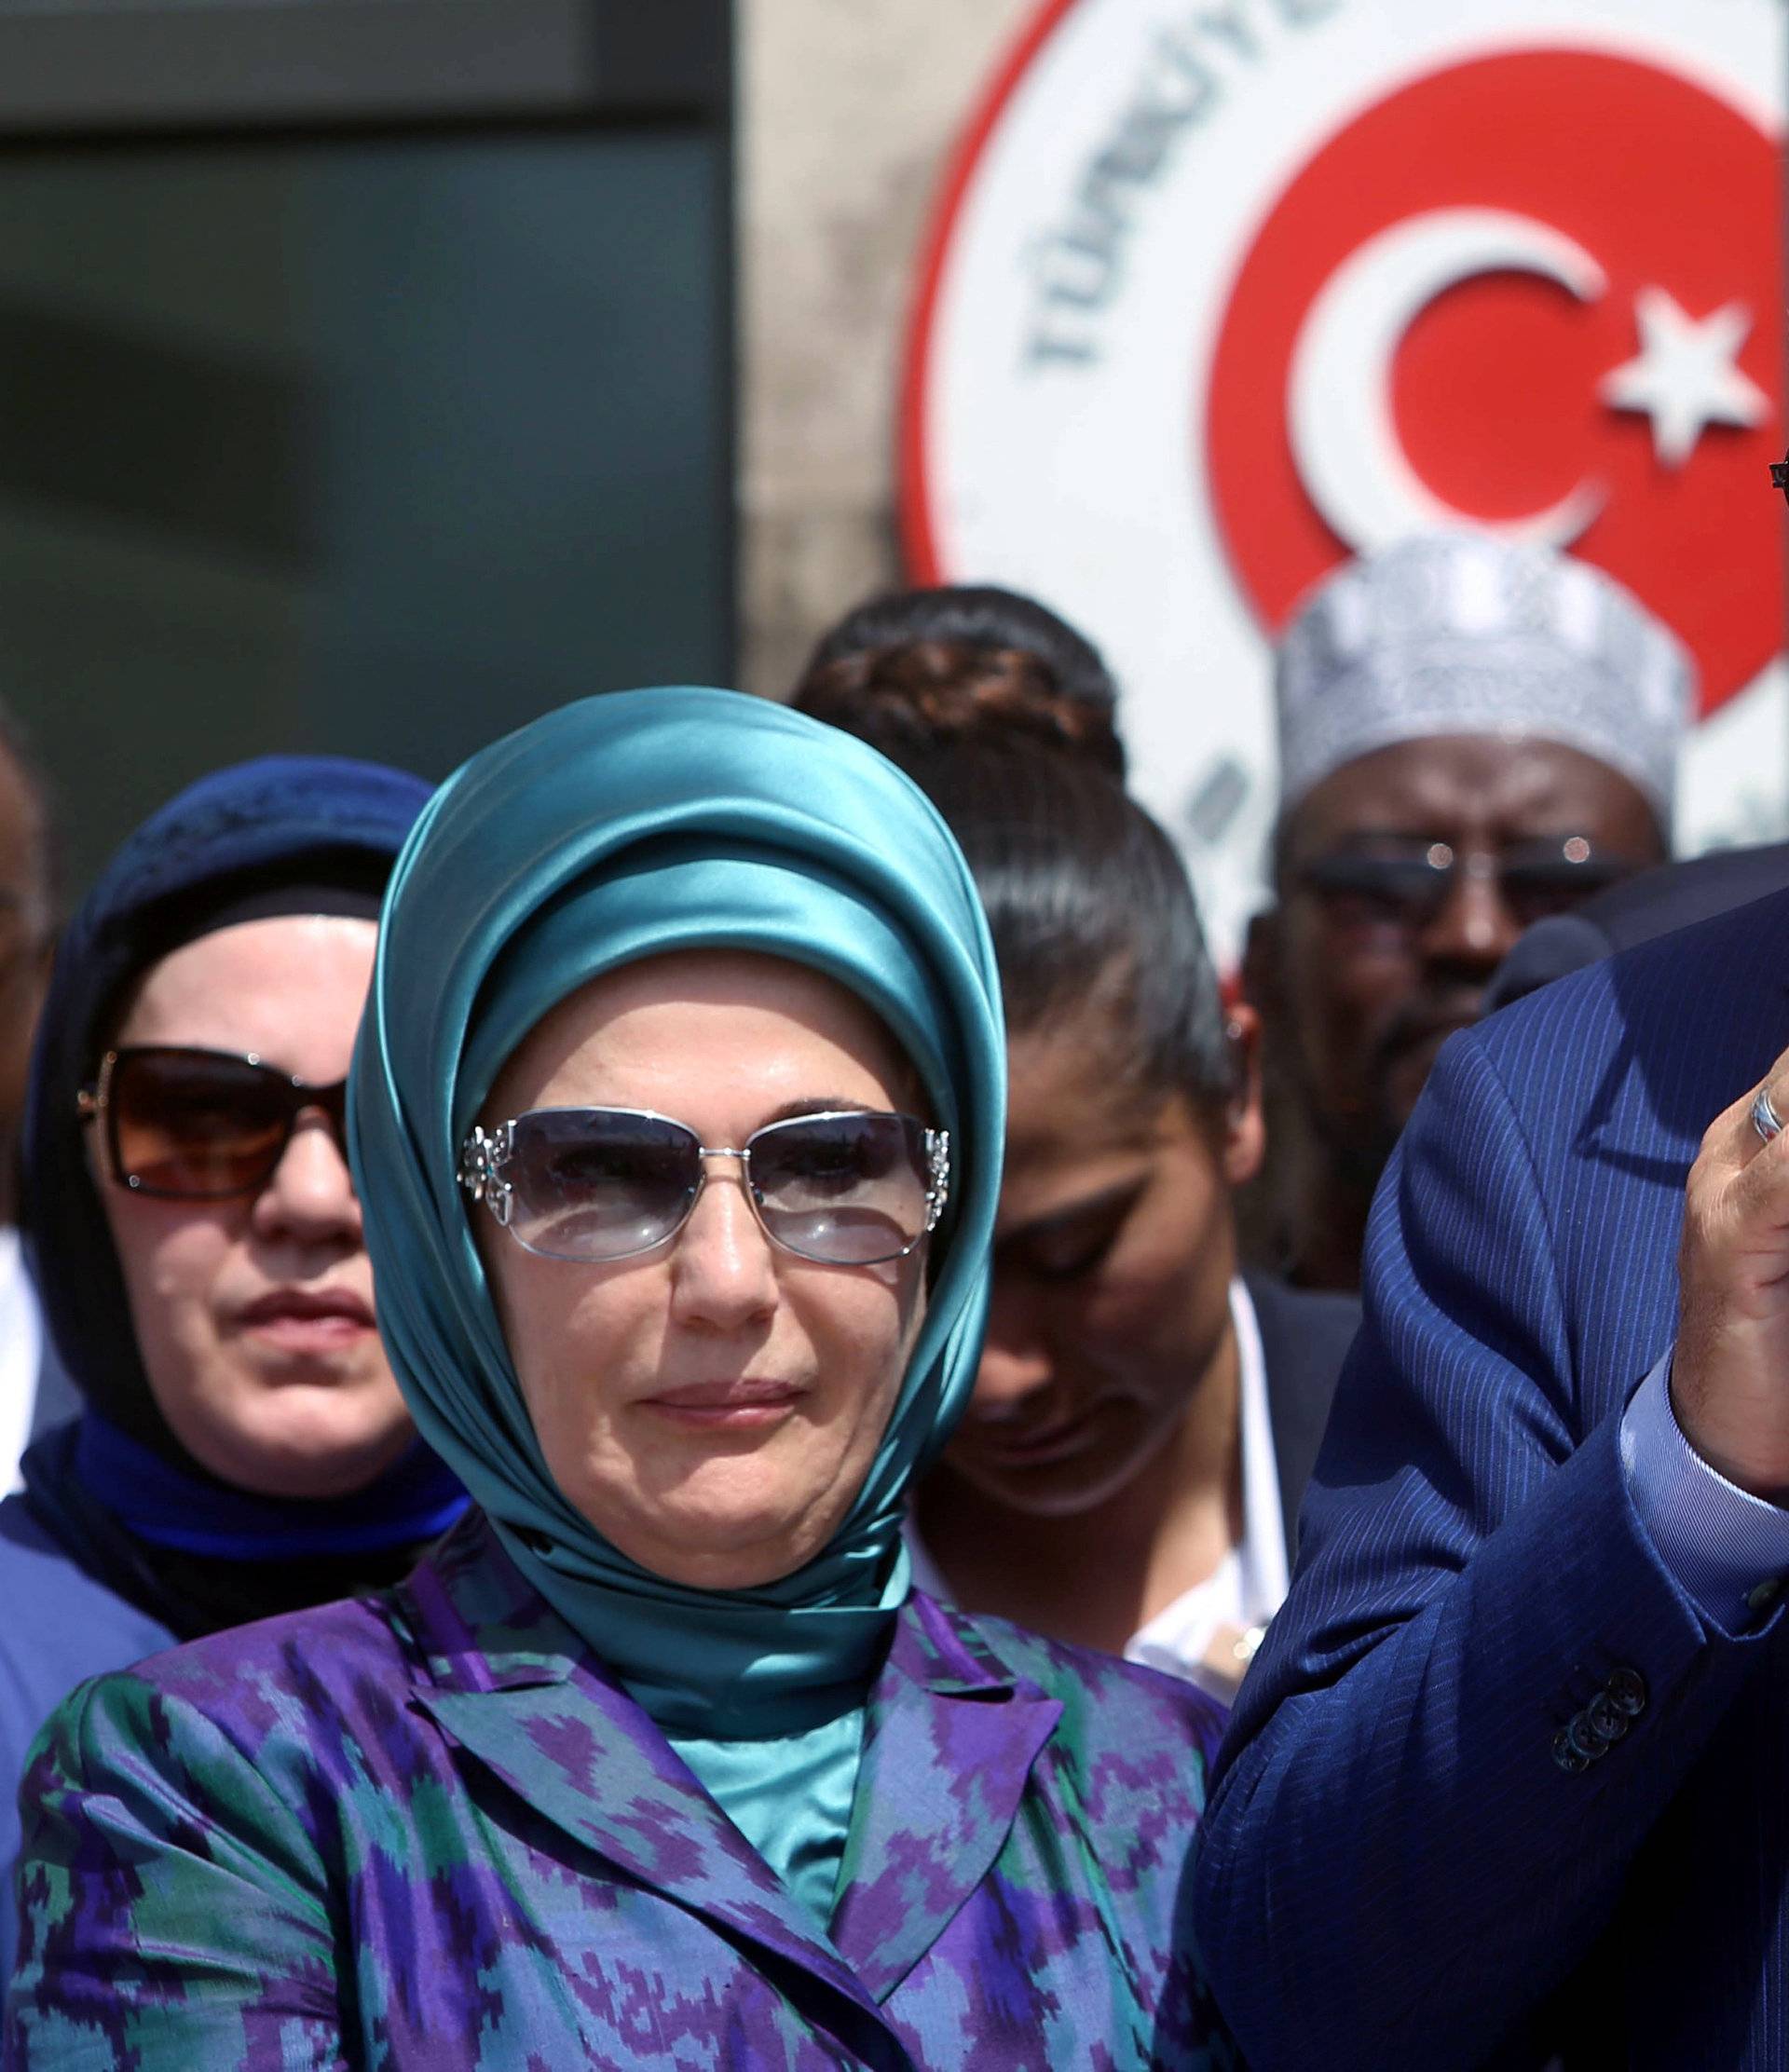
6, 1513, 1233, 2069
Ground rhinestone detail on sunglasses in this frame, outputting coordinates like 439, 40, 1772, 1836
458, 1121, 517, 1225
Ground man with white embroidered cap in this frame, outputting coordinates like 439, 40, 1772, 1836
1242, 529, 1690, 1292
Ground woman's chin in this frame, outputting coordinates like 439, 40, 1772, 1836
937, 1438, 1143, 1521
594, 1493, 843, 1591
165, 1388, 419, 1502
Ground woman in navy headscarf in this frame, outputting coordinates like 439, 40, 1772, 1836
7, 691, 1230, 2068
0, 756, 466, 1973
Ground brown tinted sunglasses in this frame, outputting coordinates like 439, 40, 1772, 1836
77, 1044, 348, 1198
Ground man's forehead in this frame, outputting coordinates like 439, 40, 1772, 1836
1287, 732, 1648, 844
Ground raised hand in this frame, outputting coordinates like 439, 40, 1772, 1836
1674, 1048, 1789, 1499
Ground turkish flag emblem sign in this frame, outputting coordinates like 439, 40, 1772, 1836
902, 0, 1784, 959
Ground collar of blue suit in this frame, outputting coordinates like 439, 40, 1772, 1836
348, 687, 1005, 1915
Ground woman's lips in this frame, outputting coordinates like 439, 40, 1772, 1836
969, 1407, 1106, 1469
640, 1380, 805, 1429
235, 1288, 376, 1354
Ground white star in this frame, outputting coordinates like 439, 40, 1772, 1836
1600, 288, 1770, 468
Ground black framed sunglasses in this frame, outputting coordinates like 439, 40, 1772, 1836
1296, 835, 1632, 935
459, 1105, 949, 1267
77, 1044, 348, 1199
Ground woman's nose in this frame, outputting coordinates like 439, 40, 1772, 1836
668, 1166, 779, 1329
251, 1112, 362, 1247
971, 1291, 1056, 1418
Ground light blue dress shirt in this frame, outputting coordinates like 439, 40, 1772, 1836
1621, 1353, 1789, 1632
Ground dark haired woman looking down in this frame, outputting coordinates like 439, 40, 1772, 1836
797, 589, 1359, 1698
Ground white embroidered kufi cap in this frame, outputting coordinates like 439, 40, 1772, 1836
1274, 533, 1694, 824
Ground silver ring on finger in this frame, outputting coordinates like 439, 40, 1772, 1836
1754, 1084, 1784, 1145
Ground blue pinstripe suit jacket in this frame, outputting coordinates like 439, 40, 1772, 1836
1195, 888, 1789, 2071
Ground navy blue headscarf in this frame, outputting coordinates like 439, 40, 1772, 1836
20, 757, 465, 1624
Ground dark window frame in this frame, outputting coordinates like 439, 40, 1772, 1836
0, 0, 739, 875
0, 1, 730, 138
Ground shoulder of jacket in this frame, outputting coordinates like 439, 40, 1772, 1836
937, 1600, 1226, 1748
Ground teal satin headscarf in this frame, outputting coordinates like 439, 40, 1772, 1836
348, 688, 1004, 1915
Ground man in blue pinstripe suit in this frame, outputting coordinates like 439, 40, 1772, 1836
1195, 879, 1789, 2069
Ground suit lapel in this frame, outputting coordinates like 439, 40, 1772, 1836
829, 1593, 1062, 2001
1245, 1273, 1359, 1562
416, 1673, 889, 2007
404, 1524, 1063, 2025
403, 1521, 890, 2037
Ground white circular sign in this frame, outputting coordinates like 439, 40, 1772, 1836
903, 0, 1785, 959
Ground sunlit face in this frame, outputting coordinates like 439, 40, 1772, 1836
474, 949, 930, 1591
935, 1016, 1261, 1520
1256, 734, 1662, 1157
96, 915, 415, 1499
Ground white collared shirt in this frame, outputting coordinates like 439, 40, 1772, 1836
0, 1228, 43, 1494
1124, 1278, 1287, 1692
908, 1278, 1288, 1698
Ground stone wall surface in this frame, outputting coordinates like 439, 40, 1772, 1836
737, 0, 1032, 699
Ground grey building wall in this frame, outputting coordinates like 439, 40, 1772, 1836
737, 0, 1032, 701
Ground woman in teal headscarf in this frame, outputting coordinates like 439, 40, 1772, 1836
8, 690, 1232, 2070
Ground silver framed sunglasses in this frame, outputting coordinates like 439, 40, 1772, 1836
459, 1105, 949, 1266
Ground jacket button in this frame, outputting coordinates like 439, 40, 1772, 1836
1567, 1713, 1609, 1763
1586, 1692, 1629, 1744
1747, 1577, 1782, 1615
1552, 1728, 1590, 1775
1605, 1668, 1647, 1717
